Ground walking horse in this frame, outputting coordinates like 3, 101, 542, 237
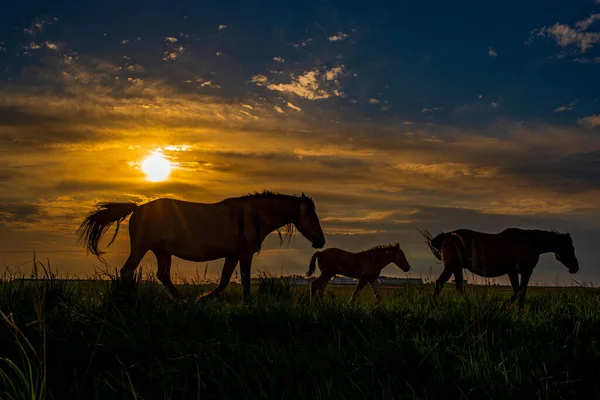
419, 228, 579, 308
77, 191, 326, 301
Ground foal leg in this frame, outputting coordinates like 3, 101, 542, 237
368, 279, 382, 303
310, 274, 330, 301
507, 271, 520, 303
239, 253, 254, 302
349, 279, 367, 304
197, 256, 239, 300
152, 248, 182, 300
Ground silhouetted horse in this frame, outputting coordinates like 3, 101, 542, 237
76, 191, 326, 300
306, 243, 412, 303
420, 228, 579, 308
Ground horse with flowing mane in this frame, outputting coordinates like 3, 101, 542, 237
306, 243, 412, 303
76, 191, 326, 300
419, 228, 579, 308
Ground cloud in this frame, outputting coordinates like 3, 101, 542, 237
554, 100, 577, 112
577, 115, 600, 128
251, 66, 347, 100
218, 25, 227, 31
286, 102, 302, 111
292, 39, 313, 48
488, 47, 498, 57
162, 44, 185, 61
274, 106, 285, 113
368, 98, 380, 104
273, 56, 285, 63
164, 37, 178, 43
576, 14, 600, 31
529, 14, 600, 53
328, 32, 349, 42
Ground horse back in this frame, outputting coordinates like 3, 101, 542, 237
131, 198, 242, 253
317, 248, 380, 279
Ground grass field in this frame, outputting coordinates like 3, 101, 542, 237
1, 265, 600, 400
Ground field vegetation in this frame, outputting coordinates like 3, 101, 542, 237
1, 260, 599, 399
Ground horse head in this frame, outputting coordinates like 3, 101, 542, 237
295, 193, 326, 249
390, 242, 411, 272
554, 233, 579, 274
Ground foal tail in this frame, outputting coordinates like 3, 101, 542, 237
76, 202, 138, 260
418, 229, 445, 262
306, 251, 321, 277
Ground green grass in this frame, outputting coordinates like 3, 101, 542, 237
1, 265, 600, 400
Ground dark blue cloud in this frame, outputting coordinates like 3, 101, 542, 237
2, 0, 599, 126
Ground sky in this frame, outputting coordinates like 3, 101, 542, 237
1, 0, 600, 286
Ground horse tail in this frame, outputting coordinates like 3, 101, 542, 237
306, 251, 321, 277
76, 202, 138, 260
418, 229, 445, 261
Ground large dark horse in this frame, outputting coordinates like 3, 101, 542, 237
76, 191, 326, 300
419, 228, 579, 308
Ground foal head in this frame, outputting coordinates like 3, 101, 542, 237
389, 243, 411, 272
553, 233, 579, 274
294, 193, 326, 249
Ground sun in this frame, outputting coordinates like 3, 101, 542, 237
141, 152, 172, 182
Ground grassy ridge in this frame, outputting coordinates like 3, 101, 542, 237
1, 269, 599, 400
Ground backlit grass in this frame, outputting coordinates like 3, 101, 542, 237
1, 264, 599, 399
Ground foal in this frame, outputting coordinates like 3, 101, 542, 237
306, 243, 412, 303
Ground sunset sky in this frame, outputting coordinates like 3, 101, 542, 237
1, 0, 600, 285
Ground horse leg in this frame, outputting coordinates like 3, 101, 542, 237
120, 247, 149, 288
453, 268, 465, 294
518, 270, 533, 309
434, 267, 453, 296
507, 271, 520, 303
152, 248, 182, 300
197, 256, 239, 300
239, 252, 254, 302
368, 279, 381, 303
349, 279, 367, 304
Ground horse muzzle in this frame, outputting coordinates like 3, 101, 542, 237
312, 240, 325, 249
569, 266, 579, 274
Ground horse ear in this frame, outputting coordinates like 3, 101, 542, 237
301, 192, 305, 198
396, 242, 400, 248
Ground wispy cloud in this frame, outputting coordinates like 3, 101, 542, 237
328, 32, 349, 42
286, 102, 302, 111
554, 100, 577, 112
488, 47, 498, 57
529, 14, 600, 53
218, 24, 227, 31
576, 14, 600, 31
577, 114, 600, 127
273, 56, 285, 63
251, 66, 347, 100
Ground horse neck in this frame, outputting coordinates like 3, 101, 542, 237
528, 230, 562, 254
254, 196, 299, 231
366, 249, 392, 269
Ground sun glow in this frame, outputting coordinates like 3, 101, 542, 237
141, 152, 172, 182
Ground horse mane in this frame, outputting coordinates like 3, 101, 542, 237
241, 190, 311, 200
238, 190, 315, 245
363, 244, 396, 253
